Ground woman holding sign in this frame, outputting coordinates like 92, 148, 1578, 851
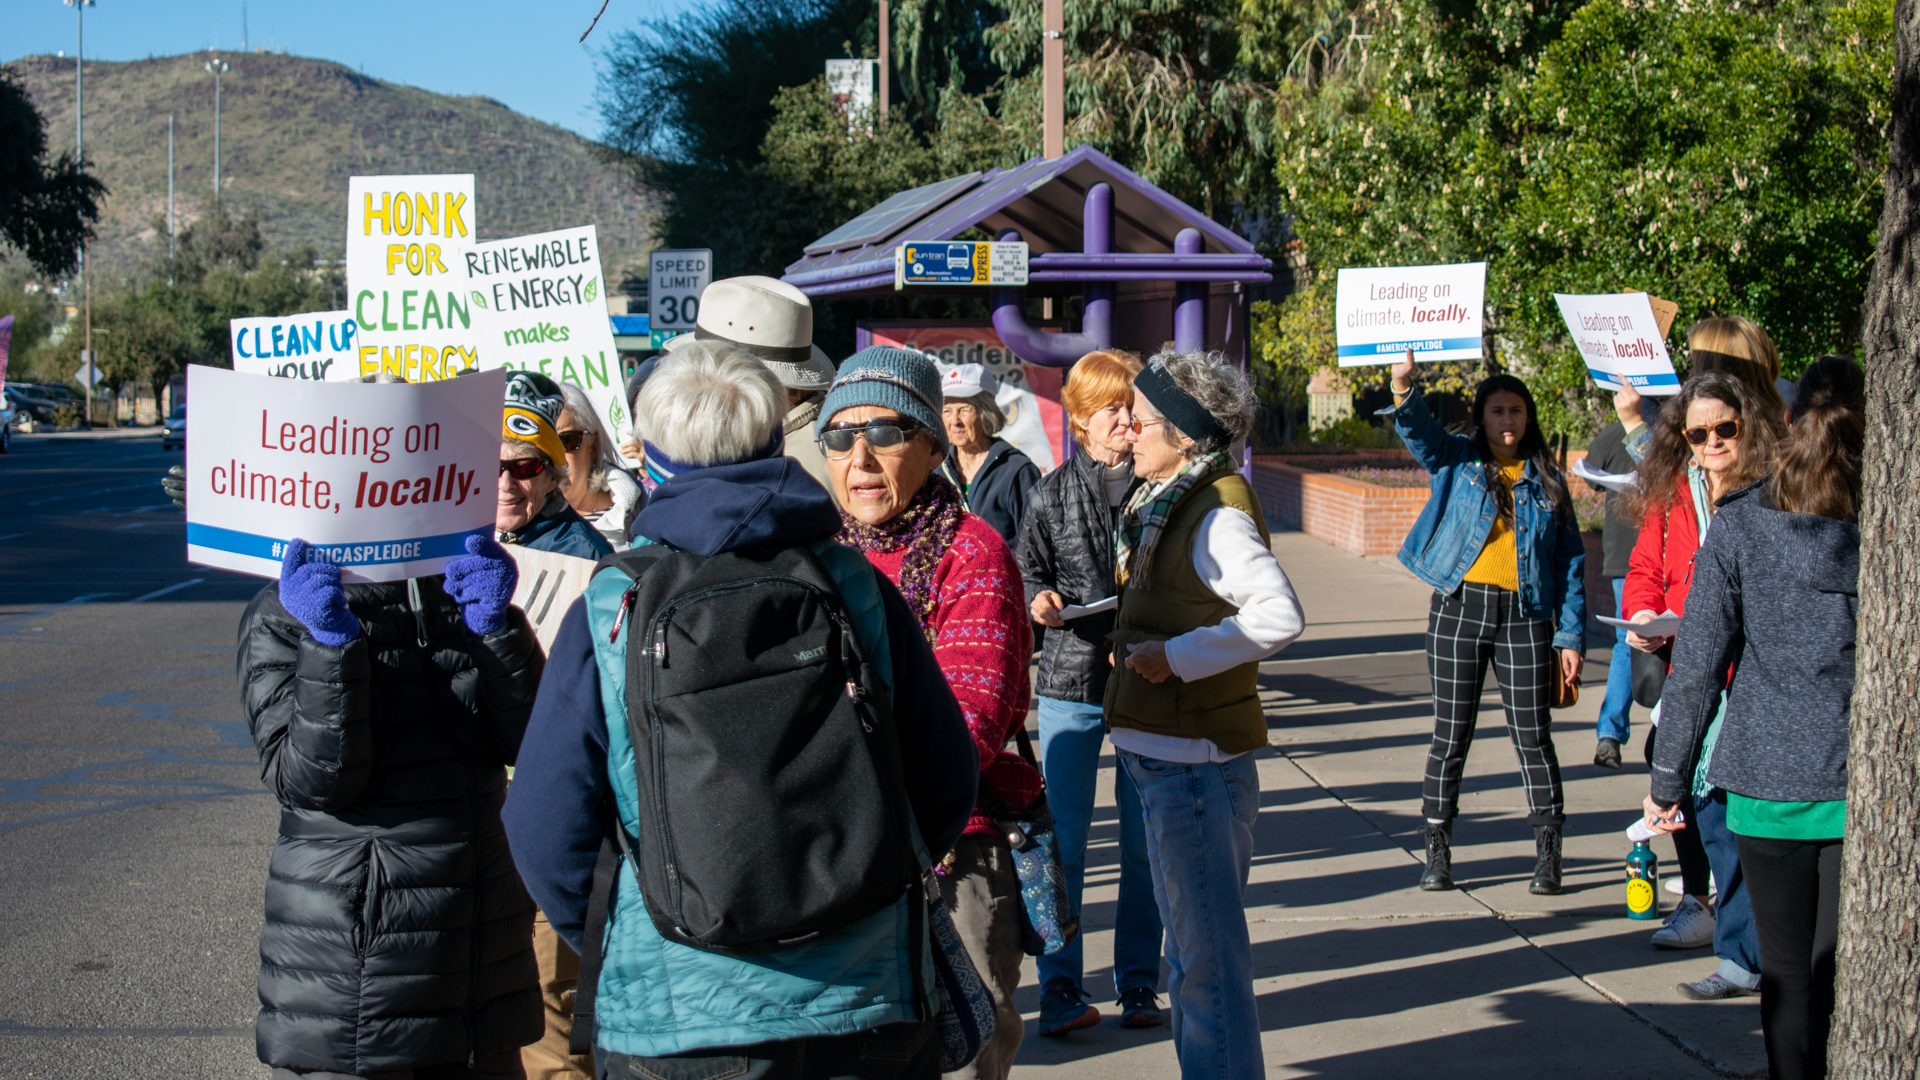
1387, 351, 1586, 895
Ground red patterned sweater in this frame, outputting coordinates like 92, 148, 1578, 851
863, 513, 1041, 837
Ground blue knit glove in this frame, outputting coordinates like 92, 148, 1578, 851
278, 538, 359, 647
442, 534, 518, 636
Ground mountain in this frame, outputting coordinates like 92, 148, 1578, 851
9, 51, 654, 285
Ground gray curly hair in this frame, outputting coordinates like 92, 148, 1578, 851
1140, 349, 1254, 457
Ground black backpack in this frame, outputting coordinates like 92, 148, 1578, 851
592, 541, 918, 955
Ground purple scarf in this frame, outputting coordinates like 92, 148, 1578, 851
835, 473, 964, 641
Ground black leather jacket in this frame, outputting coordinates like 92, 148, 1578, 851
238, 577, 544, 1072
1014, 450, 1142, 703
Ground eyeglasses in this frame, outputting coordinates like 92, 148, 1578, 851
819, 418, 924, 459
557, 429, 587, 453
500, 457, 550, 480
1683, 419, 1741, 446
1125, 417, 1168, 435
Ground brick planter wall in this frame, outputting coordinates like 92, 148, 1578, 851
1250, 458, 1430, 556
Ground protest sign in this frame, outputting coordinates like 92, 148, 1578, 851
346, 174, 480, 383
1552, 292, 1681, 395
230, 312, 359, 381
468, 225, 631, 457
505, 545, 597, 654
183, 364, 505, 582
1335, 262, 1486, 366
859, 321, 1064, 471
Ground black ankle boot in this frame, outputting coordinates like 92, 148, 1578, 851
1420, 821, 1453, 891
1529, 825, 1563, 895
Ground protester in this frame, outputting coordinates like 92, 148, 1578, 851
502, 339, 979, 1077
1623, 372, 1786, 996
555, 382, 644, 551
937, 364, 1041, 543
674, 275, 841, 498
1644, 356, 1865, 1080
1013, 349, 1165, 1036
616, 356, 660, 481
1582, 389, 1652, 770
498, 372, 614, 560
1386, 351, 1586, 895
818, 346, 1041, 1080
1104, 350, 1303, 1080
240, 533, 544, 1078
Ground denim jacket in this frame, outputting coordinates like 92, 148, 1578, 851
1382, 394, 1587, 650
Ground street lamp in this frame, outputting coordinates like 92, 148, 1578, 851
205, 53, 229, 199
64, 0, 96, 426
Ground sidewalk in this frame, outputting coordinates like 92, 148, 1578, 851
1008, 530, 1763, 1079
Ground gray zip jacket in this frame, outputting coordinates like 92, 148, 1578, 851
1650, 480, 1858, 807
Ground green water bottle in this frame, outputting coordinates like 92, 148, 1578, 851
1626, 840, 1659, 920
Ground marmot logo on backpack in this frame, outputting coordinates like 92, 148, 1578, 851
794, 645, 827, 663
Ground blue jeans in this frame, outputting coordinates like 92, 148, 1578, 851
1597, 578, 1634, 743
1119, 748, 1264, 1080
1035, 698, 1163, 998
1695, 789, 1762, 985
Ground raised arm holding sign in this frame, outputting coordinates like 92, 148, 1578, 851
184, 365, 507, 582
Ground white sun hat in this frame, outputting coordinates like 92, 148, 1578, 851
693, 275, 837, 390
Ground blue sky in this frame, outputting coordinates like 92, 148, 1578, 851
4, 0, 698, 138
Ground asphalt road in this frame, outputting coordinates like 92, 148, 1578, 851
0, 430, 269, 1078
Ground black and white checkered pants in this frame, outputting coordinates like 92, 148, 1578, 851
1422, 582, 1566, 827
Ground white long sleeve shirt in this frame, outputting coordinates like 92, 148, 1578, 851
1109, 506, 1306, 763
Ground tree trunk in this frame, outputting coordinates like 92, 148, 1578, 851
1831, 0, 1920, 1074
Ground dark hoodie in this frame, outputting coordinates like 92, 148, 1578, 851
940, 437, 1040, 544
502, 456, 979, 952
1650, 479, 1859, 807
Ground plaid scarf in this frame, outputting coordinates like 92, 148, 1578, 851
1115, 451, 1233, 591
835, 473, 964, 642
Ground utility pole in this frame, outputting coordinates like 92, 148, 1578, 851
241, 0, 248, 51
167, 114, 176, 284
205, 53, 229, 199
877, 0, 889, 117
1043, 0, 1063, 158
64, 0, 96, 426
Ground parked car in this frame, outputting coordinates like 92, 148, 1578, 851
162, 404, 186, 450
5, 385, 54, 425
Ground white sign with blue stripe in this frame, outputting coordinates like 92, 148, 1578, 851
1335, 262, 1486, 366
1552, 292, 1682, 396
183, 364, 506, 583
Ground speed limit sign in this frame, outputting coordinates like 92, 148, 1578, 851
649, 248, 712, 335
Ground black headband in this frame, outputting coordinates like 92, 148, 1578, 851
1688, 348, 1752, 372
1135, 361, 1232, 448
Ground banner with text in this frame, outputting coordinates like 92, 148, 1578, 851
230, 312, 359, 381
346, 174, 480, 383
468, 225, 629, 457
184, 364, 504, 582
861, 322, 1064, 472
1553, 293, 1681, 395
1336, 262, 1486, 365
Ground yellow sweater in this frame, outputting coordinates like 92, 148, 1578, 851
1463, 453, 1526, 590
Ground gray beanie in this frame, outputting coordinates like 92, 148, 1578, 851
817, 346, 946, 448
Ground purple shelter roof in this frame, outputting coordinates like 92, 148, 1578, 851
781, 145, 1270, 299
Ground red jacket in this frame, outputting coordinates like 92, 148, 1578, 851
864, 513, 1042, 837
1623, 485, 1702, 624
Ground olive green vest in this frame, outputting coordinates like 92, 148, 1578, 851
1104, 471, 1272, 755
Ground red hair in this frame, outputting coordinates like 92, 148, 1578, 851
1062, 350, 1143, 439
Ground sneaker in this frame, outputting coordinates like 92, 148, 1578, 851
1118, 987, 1164, 1028
1677, 973, 1755, 1000
1038, 978, 1100, 1036
1664, 876, 1686, 896
1594, 738, 1622, 769
1651, 893, 1715, 949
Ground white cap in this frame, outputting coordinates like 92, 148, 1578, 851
940, 363, 993, 399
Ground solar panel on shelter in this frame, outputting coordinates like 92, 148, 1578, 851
802, 171, 984, 256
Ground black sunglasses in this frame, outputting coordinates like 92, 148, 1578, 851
1683, 419, 1741, 446
819, 417, 924, 459
500, 457, 550, 480
557, 429, 588, 453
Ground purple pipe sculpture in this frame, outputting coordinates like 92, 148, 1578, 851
990, 183, 1115, 367
1173, 229, 1209, 354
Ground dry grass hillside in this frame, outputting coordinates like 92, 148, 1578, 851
11, 51, 653, 283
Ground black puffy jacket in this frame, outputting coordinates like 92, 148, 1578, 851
1014, 450, 1143, 702
238, 576, 544, 1074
